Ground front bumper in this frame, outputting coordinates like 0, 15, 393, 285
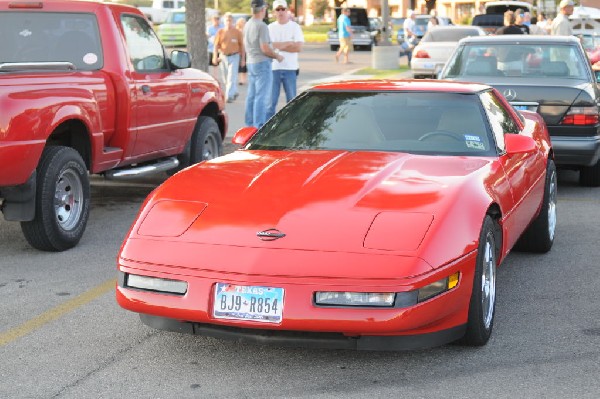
116, 249, 476, 350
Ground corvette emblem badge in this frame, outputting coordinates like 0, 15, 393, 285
257, 228, 286, 241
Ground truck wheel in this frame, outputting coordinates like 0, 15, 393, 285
21, 146, 90, 252
330, 45, 339, 51
190, 116, 222, 164
579, 159, 600, 187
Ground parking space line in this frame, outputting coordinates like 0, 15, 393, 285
0, 279, 115, 347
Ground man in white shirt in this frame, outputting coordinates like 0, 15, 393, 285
267, 0, 304, 119
551, 0, 574, 36
402, 10, 417, 66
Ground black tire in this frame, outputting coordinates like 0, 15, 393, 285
190, 116, 222, 164
579, 159, 600, 187
21, 146, 90, 251
514, 159, 557, 253
330, 45, 339, 51
175, 116, 222, 173
461, 215, 497, 346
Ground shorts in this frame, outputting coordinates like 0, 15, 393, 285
339, 37, 353, 52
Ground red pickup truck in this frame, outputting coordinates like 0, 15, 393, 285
0, 0, 227, 251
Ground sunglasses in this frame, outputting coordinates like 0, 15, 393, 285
275, 7, 286, 11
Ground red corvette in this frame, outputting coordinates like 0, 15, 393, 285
116, 80, 556, 350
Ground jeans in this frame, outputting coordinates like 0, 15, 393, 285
267, 69, 297, 119
219, 53, 240, 101
245, 60, 272, 128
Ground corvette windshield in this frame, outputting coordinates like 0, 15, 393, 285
245, 91, 495, 156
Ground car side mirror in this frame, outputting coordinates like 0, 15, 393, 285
232, 126, 258, 145
504, 133, 536, 155
170, 50, 191, 69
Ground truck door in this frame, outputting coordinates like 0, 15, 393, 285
120, 14, 192, 158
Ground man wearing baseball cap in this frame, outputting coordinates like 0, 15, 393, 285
244, 0, 284, 128
551, 0, 575, 36
267, 0, 304, 119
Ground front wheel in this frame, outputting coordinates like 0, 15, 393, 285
190, 116, 222, 164
460, 215, 498, 346
21, 146, 90, 251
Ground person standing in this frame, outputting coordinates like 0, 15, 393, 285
267, 0, 304, 119
235, 17, 248, 85
495, 10, 523, 35
551, 0, 574, 36
402, 10, 417, 66
335, 7, 353, 64
243, 0, 284, 128
514, 9, 530, 34
207, 15, 224, 82
213, 12, 245, 103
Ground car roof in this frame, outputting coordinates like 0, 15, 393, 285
459, 35, 581, 45
309, 79, 490, 94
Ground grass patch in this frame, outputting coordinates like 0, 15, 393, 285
302, 23, 331, 43
353, 67, 409, 78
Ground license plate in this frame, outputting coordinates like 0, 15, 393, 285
213, 283, 284, 323
423, 62, 434, 69
169, 36, 177, 40
513, 105, 528, 111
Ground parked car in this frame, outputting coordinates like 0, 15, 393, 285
138, 0, 184, 24
156, 9, 186, 47
117, 80, 556, 350
577, 32, 600, 64
327, 7, 378, 51
0, 0, 226, 251
439, 35, 600, 186
471, 0, 533, 34
411, 26, 486, 78
396, 14, 452, 46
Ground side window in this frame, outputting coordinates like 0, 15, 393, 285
479, 90, 521, 153
121, 15, 166, 72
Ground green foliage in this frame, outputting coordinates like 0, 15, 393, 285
220, 0, 252, 13
311, 0, 328, 18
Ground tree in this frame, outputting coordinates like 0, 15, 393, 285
186, 0, 208, 71
312, 0, 328, 19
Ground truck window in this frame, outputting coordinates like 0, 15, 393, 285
0, 11, 103, 70
121, 14, 167, 72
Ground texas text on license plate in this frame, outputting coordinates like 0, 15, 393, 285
213, 283, 284, 323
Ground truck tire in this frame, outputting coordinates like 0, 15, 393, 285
21, 146, 90, 251
190, 116, 223, 164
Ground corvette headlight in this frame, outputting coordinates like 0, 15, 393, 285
314, 272, 460, 308
315, 292, 396, 307
126, 273, 188, 295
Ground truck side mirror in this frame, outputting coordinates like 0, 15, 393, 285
170, 50, 191, 69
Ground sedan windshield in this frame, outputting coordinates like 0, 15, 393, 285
245, 91, 496, 156
444, 43, 589, 79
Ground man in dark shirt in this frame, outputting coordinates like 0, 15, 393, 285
495, 10, 524, 35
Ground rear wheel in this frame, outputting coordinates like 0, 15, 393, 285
579, 159, 600, 187
514, 159, 557, 253
330, 45, 339, 51
21, 146, 90, 251
461, 215, 497, 346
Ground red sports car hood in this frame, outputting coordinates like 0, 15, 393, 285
133, 150, 492, 256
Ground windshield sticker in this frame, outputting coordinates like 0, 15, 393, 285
83, 53, 98, 65
19, 29, 32, 37
464, 134, 481, 142
466, 140, 485, 150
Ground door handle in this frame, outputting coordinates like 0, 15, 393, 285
141, 85, 151, 94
